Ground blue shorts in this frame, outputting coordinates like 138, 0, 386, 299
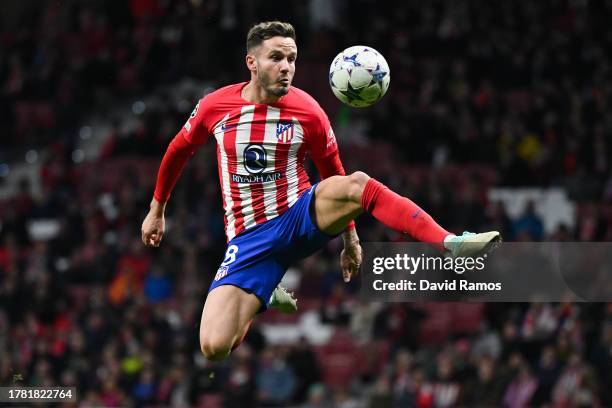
208, 183, 336, 311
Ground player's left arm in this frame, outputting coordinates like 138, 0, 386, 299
309, 106, 362, 282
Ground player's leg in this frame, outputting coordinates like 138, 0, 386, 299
313, 171, 449, 239
311, 172, 368, 236
199, 285, 261, 361
313, 171, 500, 255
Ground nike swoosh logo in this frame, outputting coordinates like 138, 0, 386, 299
221, 122, 237, 132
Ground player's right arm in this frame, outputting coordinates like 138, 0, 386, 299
307, 103, 361, 282
141, 132, 195, 246
142, 98, 210, 247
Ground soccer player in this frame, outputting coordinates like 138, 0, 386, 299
141, 21, 500, 361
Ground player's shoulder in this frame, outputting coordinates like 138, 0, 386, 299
201, 83, 243, 104
288, 86, 325, 113
189, 83, 243, 132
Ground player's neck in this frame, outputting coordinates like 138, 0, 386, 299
241, 81, 282, 105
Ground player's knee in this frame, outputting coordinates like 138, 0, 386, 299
346, 171, 371, 204
200, 335, 232, 361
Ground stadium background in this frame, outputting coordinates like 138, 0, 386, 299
0, 0, 611, 406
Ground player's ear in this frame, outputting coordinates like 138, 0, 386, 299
246, 53, 257, 74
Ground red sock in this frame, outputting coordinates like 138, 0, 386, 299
361, 178, 452, 244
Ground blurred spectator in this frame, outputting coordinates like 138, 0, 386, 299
143, 266, 173, 303
512, 201, 544, 241
332, 389, 360, 408
320, 282, 353, 326
286, 337, 322, 404
367, 375, 393, 408
108, 263, 142, 305
470, 322, 502, 360
132, 368, 157, 405
521, 302, 557, 341
301, 383, 328, 408
430, 353, 459, 407
552, 353, 598, 407
486, 201, 513, 241
99, 378, 128, 407
502, 364, 538, 408
349, 302, 382, 344
591, 321, 612, 404
391, 349, 416, 406
532, 346, 560, 406
256, 347, 297, 406
373, 305, 424, 351
460, 356, 504, 406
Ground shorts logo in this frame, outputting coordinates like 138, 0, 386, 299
244, 144, 267, 174
214, 266, 228, 281
276, 122, 294, 143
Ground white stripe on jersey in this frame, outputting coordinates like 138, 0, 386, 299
262, 106, 280, 220
215, 114, 235, 240
286, 117, 304, 207
234, 105, 256, 231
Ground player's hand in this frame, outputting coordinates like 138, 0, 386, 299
141, 199, 166, 247
340, 239, 362, 283
142, 211, 165, 247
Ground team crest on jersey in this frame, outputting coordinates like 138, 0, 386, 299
276, 122, 294, 143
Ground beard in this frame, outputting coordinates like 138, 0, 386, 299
258, 69, 290, 97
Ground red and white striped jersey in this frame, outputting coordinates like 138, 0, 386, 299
181, 82, 338, 241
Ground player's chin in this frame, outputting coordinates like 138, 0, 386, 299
271, 84, 290, 96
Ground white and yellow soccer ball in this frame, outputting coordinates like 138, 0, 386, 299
329, 45, 390, 108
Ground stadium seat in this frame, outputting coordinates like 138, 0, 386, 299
315, 329, 361, 389
451, 303, 484, 333
198, 393, 222, 408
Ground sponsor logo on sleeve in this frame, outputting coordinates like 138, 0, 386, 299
326, 128, 337, 149
184, 101, 200, 132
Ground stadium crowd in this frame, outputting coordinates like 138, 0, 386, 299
1, 0, 612, 406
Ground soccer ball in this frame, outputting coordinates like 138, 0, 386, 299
329, 46, 390, 108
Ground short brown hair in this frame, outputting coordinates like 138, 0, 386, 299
246, 21, 296, 53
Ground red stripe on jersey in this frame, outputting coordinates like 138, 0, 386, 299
296, 143, 311, 198
274, 143, 291, 215
249, 105, 268, 224
223, 117, 244, 237
274, 109, 294, 215
297, 143, 311, 197
216, 143, 228, 235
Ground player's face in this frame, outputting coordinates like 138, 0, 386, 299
253, 36, 297, 97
